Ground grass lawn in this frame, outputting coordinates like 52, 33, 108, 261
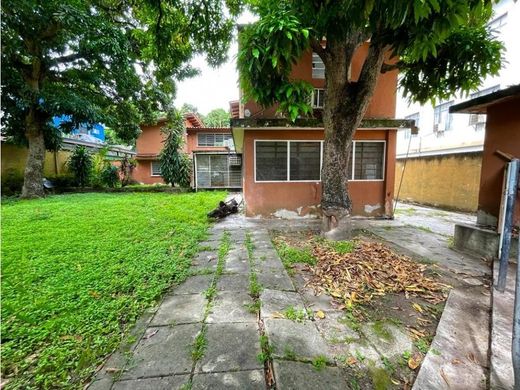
1, 191, 225, 389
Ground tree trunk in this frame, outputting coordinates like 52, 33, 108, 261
21, 109, 46, 199
321, 41, 386, 238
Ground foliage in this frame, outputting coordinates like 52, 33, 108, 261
1, 170, 25, 196
159, 111, 192, 188
91, 147, 110, 189
180, 103, 200, 115
0, 191, 225, 388
46, 174, 76, 190
100, 165, 120, 188
67, 146, 93, 187
203, 108, 230, 127
239, 0, 503, 116
1, 0, 239, 196
119, 156, 137, 187
273, 239, 316, 269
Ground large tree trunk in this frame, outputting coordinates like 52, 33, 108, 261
21, 109, 46, 199
320, 41, 386, 238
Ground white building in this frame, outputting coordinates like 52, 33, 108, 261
396, 0, 520, 158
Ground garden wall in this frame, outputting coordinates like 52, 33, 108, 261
395, 152, 482, 212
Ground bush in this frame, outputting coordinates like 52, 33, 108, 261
2, 170, 24, 196
46, 174, 76, 189
100, 165, 119, 188
67, 146, 93, 187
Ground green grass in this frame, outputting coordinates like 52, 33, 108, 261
283, 306, 309, 323
312, 355, 328, 371
273, 241, 316, 270
1, 192, 225, 389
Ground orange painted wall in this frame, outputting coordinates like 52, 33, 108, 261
242, 129, 396, 218
243, 44, 398, 119
477, 97, 520, 227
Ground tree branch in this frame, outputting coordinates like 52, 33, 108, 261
381, 61, 403, 73
310, 38, 327, 61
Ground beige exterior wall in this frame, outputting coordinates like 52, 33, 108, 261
395, 153, 482, 212
2, 143, 70, 176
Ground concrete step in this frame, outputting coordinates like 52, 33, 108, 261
490, 261, 516, 390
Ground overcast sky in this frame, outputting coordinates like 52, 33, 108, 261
173, 12, 256, 116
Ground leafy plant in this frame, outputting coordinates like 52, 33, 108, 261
283, 306, 308, 322
312, 355, 327, 371
67, 146, 93, 187
100, 165, 120, 188
273, 240, 316, 270
160, 111, 192, 189
257, 335, 273, 363
119, 156, 137, 187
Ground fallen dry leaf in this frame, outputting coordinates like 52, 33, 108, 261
451, 359, 462, 365
271, 311, 285, 319
412, 303, 424, 313
346, 356, 357, 365
408, 354, 422, 370
315, 310, 326, 319
467, 352, 479, 364
143, 329, 159, 340
391, 378, 400, 385
105, 368, 121, 373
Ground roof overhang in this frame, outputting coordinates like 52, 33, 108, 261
450, 84, 520, 114
230, 117, 416, 153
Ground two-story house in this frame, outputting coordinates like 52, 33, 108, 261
230, 43, 411, 218
133, 112, 242, 189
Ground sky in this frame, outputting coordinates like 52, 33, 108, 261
173, 12, 256, 116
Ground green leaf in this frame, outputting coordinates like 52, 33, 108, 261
252, 48, 260, 58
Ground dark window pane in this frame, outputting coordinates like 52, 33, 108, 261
354, 142, 384, 180
290, 142, 321, 180
347, 145, 353, 180
256, 142, 287, 181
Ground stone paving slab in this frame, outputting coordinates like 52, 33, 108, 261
264, 319, 333, 362
150, 293, 206, 325
191, 370, 265, 389
112, 375, 190, 390
360, 322, 413, 359
196, 323, 262, 373
257, 267, 295, 291
193, 250, 218, 264
260, 289, 306, 319
225, 248, 249, 274
300, 289, 336, 313
206, 292, 257, 323
121, 324, 200, 379
216, 274, 250, 292
314, 311, 360, 344
273, 360, 348, 390
253, 250, 286, 270
173, 275, 213, 295
198, 240, 220, 250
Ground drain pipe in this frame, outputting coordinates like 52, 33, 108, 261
514, 244, 520, 389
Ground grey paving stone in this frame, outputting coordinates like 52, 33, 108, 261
273, 360, 348, 390
216, 274, 249, 292
360, 322, 413, 359
121, 324, 200, 379
257, 267, 295, 291
301, 289, 336, 312
314, 311, 360, 344
207, 292, 257, 323
196, 323, 262, 373
173, 275, 213, 295
151, 293, 206, 325
260, 289, 305, 319
191, 370, 265, 390
199, 240, 220, 250
192, 251, 218, 266
253, 249, 285, 270
225, 248, 250, 274
334, 339, 382, 366
264, 319, 333, 361
112, 375, 189, 390
87, 378, 112, 390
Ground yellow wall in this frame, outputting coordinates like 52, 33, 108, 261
2, 144, 70, 176
395, 153, 482, 212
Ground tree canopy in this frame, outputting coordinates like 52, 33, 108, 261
203, 108, 231, 127
1, 0, 240, 197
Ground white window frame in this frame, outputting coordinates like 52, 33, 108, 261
433, 101, 454, 132
254, 140, 324, 183
350, 140, 386, 182
312, 52, 325, 79
197, 132, 233, 147
253, 139, 386, 183
312, 88, 325, 109
150, 160, 162, 177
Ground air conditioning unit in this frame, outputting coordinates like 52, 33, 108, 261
228, 155, 242, 166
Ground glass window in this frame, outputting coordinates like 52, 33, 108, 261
151, 161, 161, 176
198, 133, 233, 147
256, 142, 288, 181
312, 89, 325, 108
354, 142, 384, 180
290, 142, 321, 181
433, 101, 454, 132
312, 52, 325, 79
404, 113, 419, 139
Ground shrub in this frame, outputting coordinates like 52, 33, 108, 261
100, 165, 119, 188
2, 170, 24, 196
46, 174, 76, 190
160, 111, 191, 188
67, 146, 93, 187
120, 156, 136, 187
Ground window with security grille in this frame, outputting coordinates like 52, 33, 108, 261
312, 52, 325, 79
255, 141, 288, 181
312, 89, 325, 108
198, 133, 233, 147
290, 142, 321, 181
353, 142, 385, 180
151, 161, 161, 176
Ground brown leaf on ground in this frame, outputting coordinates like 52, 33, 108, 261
142, 329, 159, 340
307, 241, 449, 307
408, 353, 423, 370
105, 367, 121, 373
440, 367, 450, 386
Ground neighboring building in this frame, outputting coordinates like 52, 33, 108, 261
231, 43, 412, 218
395, 0, 520, 212
133, 113, 242, 189
53, 116, 105, 143
449, 84, 520, 257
